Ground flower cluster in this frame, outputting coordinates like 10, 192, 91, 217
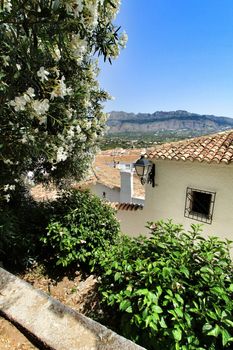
0, 0, 126, 202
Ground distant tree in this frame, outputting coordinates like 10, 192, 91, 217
0, 0, 127, 202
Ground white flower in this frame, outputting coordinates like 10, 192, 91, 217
37, 66, 50, 82
70, 35, 87, 60
86, 1, 98, 28
119, 31, 128, 48
3, 184, 9, 192
4, 194, 11, 202
73, 0, 84, 17
24, 87, 35, 102
91, 132, 97, 140
85, 121, 92, 130
16, 64, 21, 70
9, 96, 27, 111
67, 126, 75, 139
56, 146, 68, 162
3, 0, 12, 12
50, 76, 72, 99
3, 184, 15, 192
3, 159, 13, 165
79, 134, 87, 142
32, 99, 49, 115
21, 135, 28, 144
54, 47, 61, 61
26, 87, 35, 98
39, 116, 47, 125
65, 0, 83, 17
66, 109, 73, 119
75, 125, 81, 134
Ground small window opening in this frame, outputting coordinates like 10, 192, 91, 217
184, 188, 216, 224
191, 191, 211, 216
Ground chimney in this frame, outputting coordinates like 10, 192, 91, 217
120, 167, 134, 203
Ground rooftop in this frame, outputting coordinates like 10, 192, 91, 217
148, 130, 233, 164
108, 202, 144, 211
87, 148, 147, 198
31, 148, 147, 201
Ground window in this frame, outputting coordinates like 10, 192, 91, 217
184, 188, 216, 224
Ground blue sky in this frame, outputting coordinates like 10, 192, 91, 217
99, 0, 233, 117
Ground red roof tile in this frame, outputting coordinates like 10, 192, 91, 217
148, 130, 233, 164
108, 202, 144, 211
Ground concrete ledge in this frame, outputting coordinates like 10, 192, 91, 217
0, 268, 146, 350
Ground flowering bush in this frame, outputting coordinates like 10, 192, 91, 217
0, 0, 127, 201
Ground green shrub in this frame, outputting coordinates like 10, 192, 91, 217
41, 189, 120, 268
0, 190, 48, 268
98, 220, 233, 350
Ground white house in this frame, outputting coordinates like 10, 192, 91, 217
138, 130, 233, 243
87, 149, 145, 205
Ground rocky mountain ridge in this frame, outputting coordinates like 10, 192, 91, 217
107, 110, 233, 133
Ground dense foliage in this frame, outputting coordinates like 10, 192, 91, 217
0, 0, 127, 202
0, 188, 120, 269
96, 221, 233, 350
41, 189, 120, 267
0, 190, 48, 268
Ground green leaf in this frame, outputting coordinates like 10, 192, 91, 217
180, 266, 189, 278
119, 300, 131, 312
221, 328, 232, 346
135, 289, 149, 296
159, 317, 167, 328
202, 323, 213, 333
211, 286, 225, 295
173, 328, 182, 341
114, 272, 121, 281
175, 307, 183, 318
125, 305, 133, 313
152, 305, 163, 314
207, 324, 220, 337
162, 267, 172, 278
52, 0, 60, 10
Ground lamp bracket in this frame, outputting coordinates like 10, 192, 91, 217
148, 164, 155, 187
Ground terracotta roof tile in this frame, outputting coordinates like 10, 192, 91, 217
89, 149, 148, 198
109, 202, 144, 211
148, 130, 233, 164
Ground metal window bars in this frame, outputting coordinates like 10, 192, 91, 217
184, 187, 216, 224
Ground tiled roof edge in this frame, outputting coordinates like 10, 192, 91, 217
108, 202, 144, 211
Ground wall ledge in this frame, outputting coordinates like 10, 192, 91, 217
0, 267, 146, 350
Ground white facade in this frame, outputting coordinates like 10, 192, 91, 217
116, 209, 148, 237
90, 169, 144, 205
142, 159, 233, 242
90, 182, 120, 202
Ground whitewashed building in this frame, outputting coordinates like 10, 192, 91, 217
140, 130, 233, 243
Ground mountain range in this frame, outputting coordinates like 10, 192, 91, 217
107, 110, 233, 134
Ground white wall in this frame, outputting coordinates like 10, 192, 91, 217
131, 197, 144, 205
90, 182, 120, 202
120, 170, 133, 203
142, 159, 233, 242
116, 209, 149, 237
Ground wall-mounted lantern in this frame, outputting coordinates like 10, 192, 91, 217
133, 155, 155, 187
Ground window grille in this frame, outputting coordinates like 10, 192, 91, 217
184, 187, 216, 224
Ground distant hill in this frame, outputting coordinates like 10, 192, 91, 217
107, 110, 233, 134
